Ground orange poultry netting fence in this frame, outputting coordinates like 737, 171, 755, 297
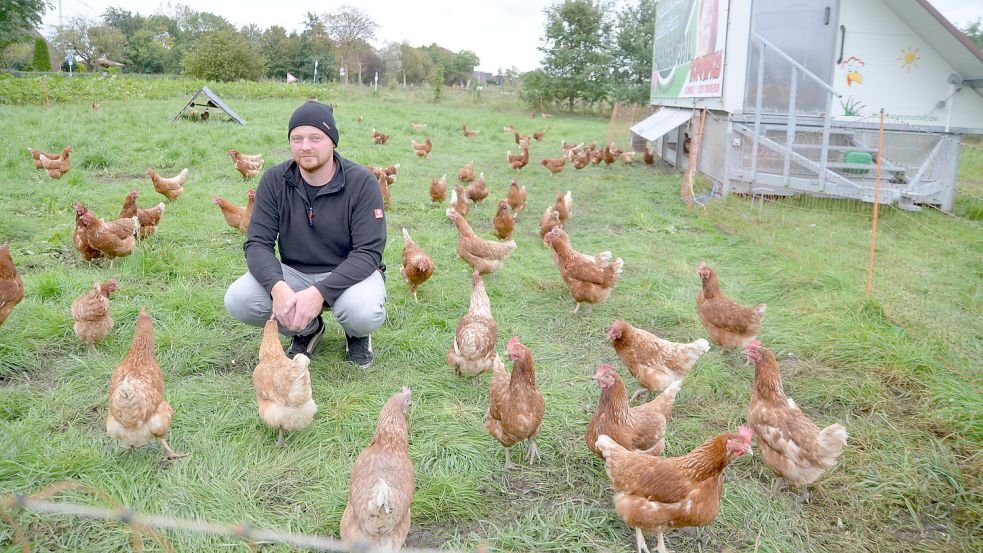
608, 103, 654, 147
0, 481, 482, 553
696, 111, 983, 377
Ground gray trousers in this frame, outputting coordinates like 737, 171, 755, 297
225, 264, 386, 338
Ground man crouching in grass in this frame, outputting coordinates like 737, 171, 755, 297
225, 101, 387, 368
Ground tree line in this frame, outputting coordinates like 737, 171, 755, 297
1, 4, 484, 87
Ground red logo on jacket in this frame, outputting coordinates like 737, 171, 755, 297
374, 208, 384, 219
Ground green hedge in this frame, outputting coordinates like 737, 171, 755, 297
0, 73, 337, 105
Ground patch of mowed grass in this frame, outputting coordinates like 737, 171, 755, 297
0, 84, 980, 552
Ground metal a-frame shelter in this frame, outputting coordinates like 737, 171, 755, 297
171, 86, 246, 125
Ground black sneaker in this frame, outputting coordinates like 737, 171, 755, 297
345, 334, 374, 369
287, 316, 325, 359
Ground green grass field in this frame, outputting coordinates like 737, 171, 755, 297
0, 84, 980, 552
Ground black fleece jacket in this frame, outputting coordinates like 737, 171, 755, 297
243, 153, 386, 307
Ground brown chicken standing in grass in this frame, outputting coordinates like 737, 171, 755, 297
544, 226, 623, 314
492, 200, 515, 240
412, 137, 433, 158
106, 308, 187, 462
446, 271, 498, 384
78, 210, 139, 269
449, 185, 470, 218
340, 387, 414, 551
466, 172, 489, 204
506, 178, 526, 217
696, 262, 766, 349
371, 128, 390, 144
447, 208, 516, 275
228, 150, 263, 178
643, 146, 655, 165
553, 190, 573, 223
485, 337, 545, 469
238, 189, 257, 234
73, 203, 103, 262
585, 365, 680, 459
377, 171, 392, 210
506, 146, 530, 170
596, 428, 752, 553
746, 341, 847, 503
212, 195, 246, 230
538, 207, 562, 242
458, 160, 475, 182
71, 278, 118, 344
400, 228, 434, 302
118, 190, 166, 239
146, 167, 188, 201
429, 174, 447, 203
38, 148, 73, 179
608, 320, 710, 401
253, 318, 317, 445
541, 156, 566, 175
0, 242, 25, 326
28, 146, 70, 170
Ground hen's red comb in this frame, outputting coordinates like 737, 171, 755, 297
739, 426, 752, 443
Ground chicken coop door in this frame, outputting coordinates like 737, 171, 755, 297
744, 0, 840, 116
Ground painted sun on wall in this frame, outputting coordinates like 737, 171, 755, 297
898, 46, 920, 72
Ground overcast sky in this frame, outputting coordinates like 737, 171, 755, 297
40, 0, 980, 75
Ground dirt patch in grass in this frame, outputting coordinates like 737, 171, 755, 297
89, 173, 147, 185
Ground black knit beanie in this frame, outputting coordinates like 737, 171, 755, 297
288, 101, 340, 147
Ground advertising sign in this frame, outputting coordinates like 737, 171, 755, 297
652, 0, 727, 99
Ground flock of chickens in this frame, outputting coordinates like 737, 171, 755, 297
0, 115, 849, 553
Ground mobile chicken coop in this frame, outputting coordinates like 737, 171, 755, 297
631, 0, 983, 210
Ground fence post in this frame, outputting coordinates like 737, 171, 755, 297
865, 108, 885, 297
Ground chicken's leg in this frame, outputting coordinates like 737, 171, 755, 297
158, 438, 188, 460
630, 388, 651, 403
634, 528, 651, 553
276, 429, 285, 447
798, 485, 811, 504
525, 438, 540, 464
655, 530, 673, 553
572, 303, 581, 315
413, 291, 419, 303
503, 447, 516, 470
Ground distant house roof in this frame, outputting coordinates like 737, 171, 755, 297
900, 0, 983, 86
95, 57, 125, 68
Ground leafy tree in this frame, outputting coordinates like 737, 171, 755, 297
300, 11, 335, 82
431, 64, 444, 102
535, 0, 614, 109
326, 5, 376, 85
962, 18, 983, 49
519, 69, 551, 107
31, 36, 51, 71
399, 43, 431, 84
450, 50, 480, 86
609, 0, 654, 103
358, 44, 384, 85
89, 24, 128, 63
0, 0, 48, 52
126, 28, 170, 73
262, 26, 305, 80
101, 7, 145, 40
52, 16, 96, 69
379, 41, 402, 84
182, 28, 264, 81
